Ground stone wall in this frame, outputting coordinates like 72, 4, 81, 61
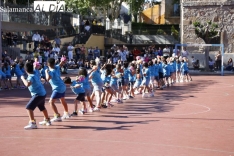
182, 0, 234, 53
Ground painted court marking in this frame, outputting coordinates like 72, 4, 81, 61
165, 102, 211, 116
0, 136, 233, 154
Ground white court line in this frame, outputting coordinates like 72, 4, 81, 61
165, 103, 211, 116
0, 136, 233, 154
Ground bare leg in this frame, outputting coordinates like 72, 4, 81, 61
49, 98, 59, 115
42, 109, 50, 119
27, 109, 35, 121
59, 97, 69, 112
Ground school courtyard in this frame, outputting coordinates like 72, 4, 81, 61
0, 74, 233, 156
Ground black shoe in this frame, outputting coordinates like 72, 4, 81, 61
71, 111, 78, 116
129, 96, 134, 98
101, 104, 107, 108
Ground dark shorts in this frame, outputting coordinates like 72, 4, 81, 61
51, 91, 65, 99
159, 72, 163, 79
183, 71, 188, 75
155, 76, 159, 81
129, 81, 135, 86
6, 75, 11, 79
76, 93, 85, 101
26, 94, 46, 111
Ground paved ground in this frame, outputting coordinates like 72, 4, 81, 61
0, 75, 234, 156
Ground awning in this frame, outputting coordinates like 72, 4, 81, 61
1, 21, 57, 32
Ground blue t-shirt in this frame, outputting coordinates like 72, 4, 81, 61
0, 69, 6, 78
169, 63, 174, 73
90, 70, 103, 85
181, 62, 189, 71
149, 65, 155, 77
176, 62, 181, 71
142, 68, 150, 80
27, 74, 46, 96
70, 80, 85, 94
158, 62, 163, 73
82, 75, 91, 90
3, 65, 11, 76
34, 69, 40, 78
14, 64, 23, 76
123, 68, 130, 79
48, 66, 66, 93
40, 66, 48, 77
128, 68, 135, 82
154, 64, 159, 76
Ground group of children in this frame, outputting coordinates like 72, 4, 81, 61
0, 54, 192, 130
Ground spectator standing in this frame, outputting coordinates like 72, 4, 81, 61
32, 32, 41, 51
127, 50, 134, 62
80, 45, 86, 62
141, 47, 146, 57
75, 45, 81, 61
22, 32, 28, 51
6, 32, 12, 46
133, 47, 141, 59
67, 43, 74, 61
44, 48, 50, 63
119, 48, 127, 62
181, 47, 189, 58
163, 46, 170, 57
53, 36, 61, 47
215, 51, 221, 70
52, 44, 60, 54
87, 47, 94, 61
94, 47, 100, 59
158, 47, 163, 56
12, 32, 18, 47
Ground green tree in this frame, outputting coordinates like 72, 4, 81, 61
193, 20, 219, 70
65, 0, 145, 21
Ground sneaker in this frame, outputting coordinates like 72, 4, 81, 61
61, 112, 71, 119
101, 104, 108, 108
134, 91, 140, 95
51, 115, 62, 122
71, 111, 78, 116
142, 93, 148, 98
117, 99, 122, 104
149, 93, 154, 97
129, 96, 134, 99
122, 96, 127, 100
79, 109, 85, 115
24, 122, 37, 130
88, 108, 93, 113
39, 119, 51, 126
93, 107, 100, 112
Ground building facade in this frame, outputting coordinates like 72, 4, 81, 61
181, 0, 234, 53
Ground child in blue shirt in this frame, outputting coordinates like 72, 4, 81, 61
79, 67, 94, 110
21, 62, 51, 129
3, 62, 13, 89
141, 62, 153, 97
128, 63, 136, 98
89, 60, 103, 111
180, 59, 192, 82
40, 63, 48, 84
13, 62, 24, 89
0, 69, 7, 90
64, 76, 86, 115
148, 60, 155, 91
45, 58, 70, 122
176, 59, 181, 82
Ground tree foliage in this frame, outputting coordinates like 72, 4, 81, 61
193, 20, 219, 44
64, 0, 145, 20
